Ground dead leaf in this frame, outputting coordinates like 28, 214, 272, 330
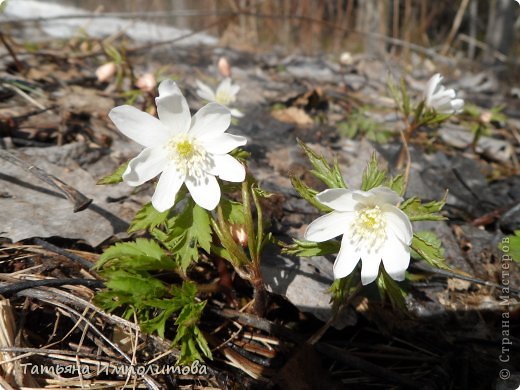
271, 107, 313, 125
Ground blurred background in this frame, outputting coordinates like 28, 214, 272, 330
3, 0, 519, 69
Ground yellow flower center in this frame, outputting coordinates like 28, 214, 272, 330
350, 205, 387, 251
175, 140, 195, 158
215, 90, 234, 106
166, 134, 210, 177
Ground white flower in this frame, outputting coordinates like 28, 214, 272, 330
304, 187, 413, 285
109, 80, 247, 212
424, 73, 464, 114
196, 78, 244, 118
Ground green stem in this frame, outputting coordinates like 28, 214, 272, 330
242, 179, 257, 262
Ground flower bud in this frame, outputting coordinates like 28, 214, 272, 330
230, 224, 248, 247
95, 62, 116, 83
136, 73, 157, 93
479, 111, 492, 124
339, 52, 353, 65
218, 57, 231, 78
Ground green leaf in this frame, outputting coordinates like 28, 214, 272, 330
387, 174, 405, 196
282, 238, 340, 257
103, 269, 167, 302
377, 268, 406, 310
97, 161, 129, 185
128, 202, 170, 233
290, 176, 332, 213
140, 281, 198, 338
329, 274, 356, 310
400, 77, 411, 117
94, 238, 175, 271
297, 139, 347, 189
400, 194, 446, 221
411, 231, 449, 269
161, 200, 212, 272
220, 198, 245, 225
173, 300, 211, 364
499, 231, 520, 263
361, 153, 386, 191
194, 326, 213, 360
229, 148, 250, 162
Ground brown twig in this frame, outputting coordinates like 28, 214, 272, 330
0, 278, 104, 297
0, 150, 92, 212
0, 33, 24, 74
33, 238, 96, 270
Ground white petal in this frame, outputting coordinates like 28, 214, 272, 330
304, 211, 354, 242
451, 98, 464, 113
381, 234, 410, 281
151, 166, 186, 212
229, 108, 244, 118
122, 146, 168, 186
368, 186, 403, 205
217, 78, 232, 94
155, 80, 191, 134
189, 103, 231, 139
185, 174, 221, 210
360, 251, 382, 285
333, 233, 362, 279
212, 154, 246, 182
229, 84, 240, 96
315, 189, 359, 212
424, 73, 442, 105
109, 105, 171, 147
200, 134, 246, 155
382, 205, 413, 244
195, 80, 216, 102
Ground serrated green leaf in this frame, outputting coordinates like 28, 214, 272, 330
94, 238, 174, 271
162, 200, 212, 271
103, 269, 167, 301
282, 238, 340, 257
173, 300, 210, 364
387, 174, 405, 196
297, 139, 347, 189
400, 194, 446, 221
128, 202, 169, 233
411, 231, 449, 269
290, 176, 332, 213
361, 153, 386, 191
140, 281, 198, 338
97, 161, 129, 185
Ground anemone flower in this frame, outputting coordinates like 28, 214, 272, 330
424, 73, 464, 114
196, 78, 243, 118
304, 187, 413, 285
109, 80, 247, 212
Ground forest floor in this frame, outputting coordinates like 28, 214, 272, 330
0, 26, 519, 389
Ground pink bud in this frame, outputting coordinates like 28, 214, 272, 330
136, 73, 157, 93
230, 224, 248, 247
479, 111, 492, 124
95, 62, 116, 82
218, 57, 231, 78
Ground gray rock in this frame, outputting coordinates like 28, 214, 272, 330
439, 125, 513, 162
500, 203, 520, 233
0, 147, 140, 246
261, 249, 356, 329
